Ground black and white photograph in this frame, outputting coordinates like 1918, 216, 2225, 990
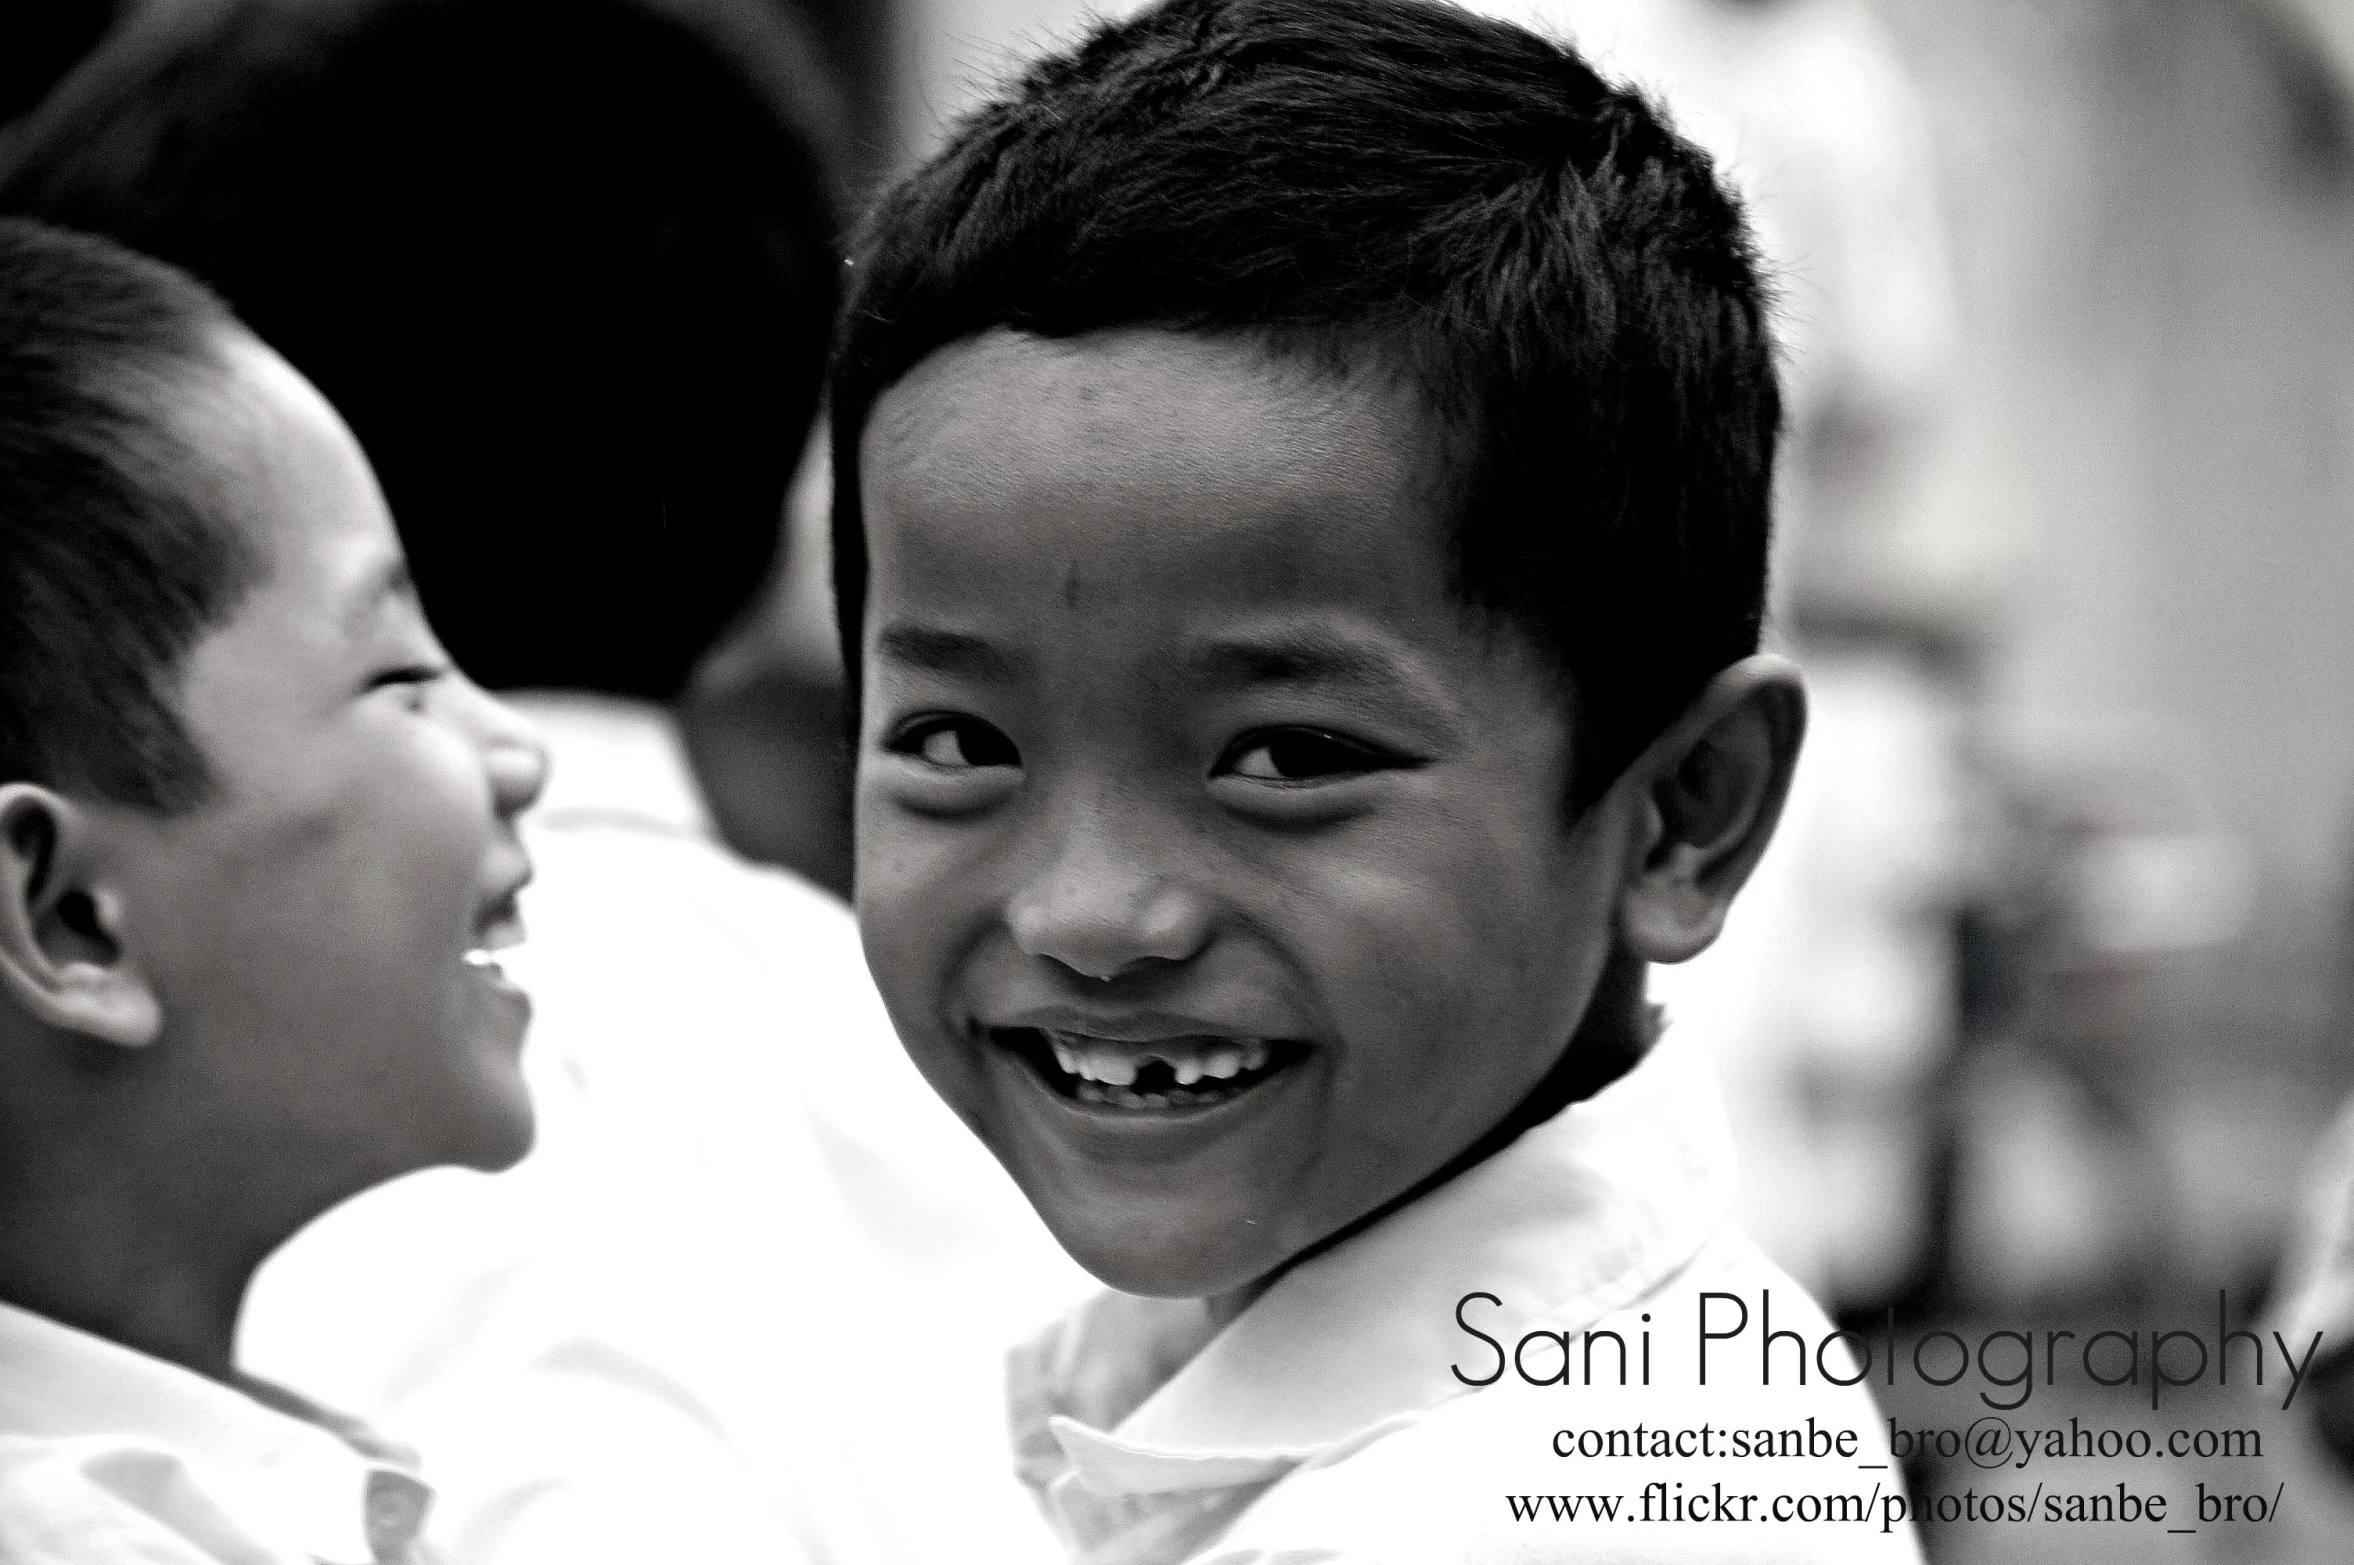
3, 1, 2353, 1562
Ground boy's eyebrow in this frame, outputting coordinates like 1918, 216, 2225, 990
1181, 629, 1421, 698
874, 623, 1024, 680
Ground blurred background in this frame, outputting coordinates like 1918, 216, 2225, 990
8, 0, 2354, 1559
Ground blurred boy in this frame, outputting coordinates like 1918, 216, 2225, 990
1, 8, 1089, 1559
834, 1, 1921, 1559
0, 218, 547, 1564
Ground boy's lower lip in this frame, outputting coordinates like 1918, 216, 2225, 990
464, 952, 532, 1032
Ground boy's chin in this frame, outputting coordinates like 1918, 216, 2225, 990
429, 1062, 538, 1175
459, 1103, 537, 1174
440, 992, 537, 1172
1035, 1198, 1304, 1303
470, 1084, 538, 1172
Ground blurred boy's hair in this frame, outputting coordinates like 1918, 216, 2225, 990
0, 217, 251, 812
832, 0, 1780, 796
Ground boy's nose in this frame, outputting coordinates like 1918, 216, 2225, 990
1006, 807, 1210, 980
467, 684, 551, 817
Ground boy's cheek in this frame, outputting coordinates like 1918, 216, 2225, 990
854, 797, 997, 950
855, 873, 975, 1062
1273, 858, 1509, 1025
153, 796, 481, 1014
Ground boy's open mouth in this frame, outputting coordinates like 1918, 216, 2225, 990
990, 1026, 1305, 1110
464, 889, 528, 978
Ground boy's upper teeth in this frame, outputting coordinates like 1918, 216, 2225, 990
1043, 1029, 1269, 1084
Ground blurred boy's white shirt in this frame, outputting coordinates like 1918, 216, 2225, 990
2272, 1090, 2354, 1362
240, 695, 1093, 1565
0, 1301, 431, 1565
2257, 1090, 2354, 1562
1010, 1025, 1923, 1565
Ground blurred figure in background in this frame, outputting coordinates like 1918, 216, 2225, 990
0, 3, 1086, 1562
0, 5, 117, 126
0, 0, 857, 896
2255, 877, 2354, 1560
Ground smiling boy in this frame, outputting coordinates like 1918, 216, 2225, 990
833, 1, 1920, 1560
0, 219, 547, 1564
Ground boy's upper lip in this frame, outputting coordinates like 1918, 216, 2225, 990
986, 1000, 1297, 1045
474, 851, 534, 931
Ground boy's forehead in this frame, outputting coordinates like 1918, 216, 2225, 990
865, 326, 1450, 531
182, 331, 399, 587
859, 327, 1553, 706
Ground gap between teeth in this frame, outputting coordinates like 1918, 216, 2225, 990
1044, 1031, 1269, 1086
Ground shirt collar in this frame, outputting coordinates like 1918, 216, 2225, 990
1015, 1021, 1734, 1499
0, 1300, 428, 1563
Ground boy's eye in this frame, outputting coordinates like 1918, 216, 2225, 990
370, 664, 448, 706
1217, 727, 1401, 783
888, 714, 1021, 770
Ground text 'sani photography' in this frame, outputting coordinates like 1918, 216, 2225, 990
2, 2, 2350, 1564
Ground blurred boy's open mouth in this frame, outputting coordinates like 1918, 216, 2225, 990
463, 888, 528, 981
989, 1026, 1307, 1111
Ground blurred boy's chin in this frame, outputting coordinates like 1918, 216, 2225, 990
456, 1068, 536, 1176
462, 1089, 537, 1176
446, 985, 537, 1174
330, 979, 538, 1186
386, 1072, 535, 1184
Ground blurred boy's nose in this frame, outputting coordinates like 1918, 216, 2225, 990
461, 682, 551, 818
1005, 787, 1210, 981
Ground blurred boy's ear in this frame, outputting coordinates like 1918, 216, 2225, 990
1607, 655, 1805, 964
0, 784, 162, 1048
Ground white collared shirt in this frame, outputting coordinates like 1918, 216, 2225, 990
1011, 1026, 1926, 1564
0, 1301, 431, 1565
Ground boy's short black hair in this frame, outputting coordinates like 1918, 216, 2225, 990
0, 217, 251, 812
832, 0, 1780, 794
1, 0, 843, 702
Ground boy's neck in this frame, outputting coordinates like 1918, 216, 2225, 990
1206, 948, 1657, 1329
0, 1175, 275, 1384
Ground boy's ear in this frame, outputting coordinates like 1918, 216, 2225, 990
1607, 655, 1806, 965
0, 784, 163, 1049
